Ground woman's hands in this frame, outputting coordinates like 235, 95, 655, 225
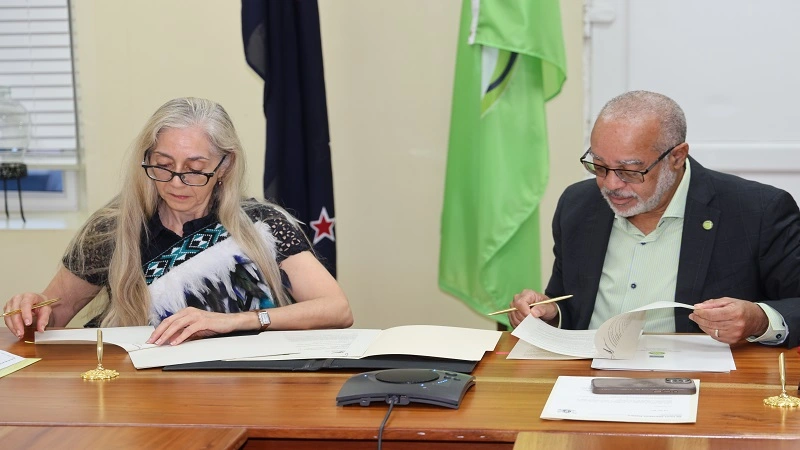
147, 307, 258, 346
3, 267, 101, 339
3, 293, 52, 338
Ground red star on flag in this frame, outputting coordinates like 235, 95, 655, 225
310, 206, 335, 244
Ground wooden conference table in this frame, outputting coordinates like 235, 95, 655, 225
1, 331, 799, 449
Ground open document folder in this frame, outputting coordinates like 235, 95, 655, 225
36, 325, 502, 370
540, 376, 699, 423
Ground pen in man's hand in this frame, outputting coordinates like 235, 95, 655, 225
486, 294, 573, 316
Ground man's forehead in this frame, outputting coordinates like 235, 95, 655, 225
590, 118, 660, 162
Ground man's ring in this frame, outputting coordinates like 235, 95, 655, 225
715, 329, 719, 338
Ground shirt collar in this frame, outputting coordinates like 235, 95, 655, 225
661, 157, 691, 219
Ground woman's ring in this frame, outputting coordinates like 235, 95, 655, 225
715, 329, 719, 338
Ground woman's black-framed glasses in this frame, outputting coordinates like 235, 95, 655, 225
579, 144, 679, 184
141, 154, 227, 187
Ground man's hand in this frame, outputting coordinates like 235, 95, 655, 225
508, 289, 558, 328
689, 298, 769, 344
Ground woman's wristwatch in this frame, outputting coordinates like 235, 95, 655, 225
255, 309, 271, 331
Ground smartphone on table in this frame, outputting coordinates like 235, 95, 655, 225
590, 377, 697, 395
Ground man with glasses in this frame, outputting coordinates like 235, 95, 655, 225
508, 90, 800, 348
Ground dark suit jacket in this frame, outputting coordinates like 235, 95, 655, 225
545, 157, 800, 347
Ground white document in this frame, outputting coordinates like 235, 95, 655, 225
236, 325, 502, 362
35, 327, 300, 369
511, 301, 696, 359
591, 334, 736, 372
507, 339, 584, 360
0, 349, 25, 370
540, 376, 699, 423
36, 326, 158, 351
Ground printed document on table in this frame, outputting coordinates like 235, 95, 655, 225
591, 334, 736, 372
0, 350, 39, 378
0, 349, 25, 370
540, 376, 699, 423
35, 327, 301, 369
511, 301, 696, 359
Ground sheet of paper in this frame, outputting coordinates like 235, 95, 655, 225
593, 310, 645, 358
540, 376, 699, 423
0, 358, 40, 378
125, 332, 299, 369
511, 301, 696, 359
594, 302, 696, 359
591, 334, 736, 372
233, 329, 382, 361
363, 325, 501, 361
507, 339, 584, 360
35, 327, 301, 369
0, 350, 40, 378
36, 326, 158, 352
0, 349, 24, 369
511, 316, 598, 358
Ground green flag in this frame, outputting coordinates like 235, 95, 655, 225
439, 0, 567, 326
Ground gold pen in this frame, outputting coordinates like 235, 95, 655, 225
2, 298, 60, 317
486, 294, 573, 316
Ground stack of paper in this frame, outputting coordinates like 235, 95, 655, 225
590, 335, 735, 372
540, 376, 699, 423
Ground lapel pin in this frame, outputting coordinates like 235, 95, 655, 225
702, 220, 713, 230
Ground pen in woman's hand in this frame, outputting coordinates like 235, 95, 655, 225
1, 298, 60, 317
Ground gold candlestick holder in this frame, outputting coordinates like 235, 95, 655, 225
764, 353, 800, 407
81, 329, 119, 380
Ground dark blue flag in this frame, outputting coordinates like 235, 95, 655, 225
242, 0, 336, 277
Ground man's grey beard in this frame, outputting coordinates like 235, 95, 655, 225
601, 165, 678, 218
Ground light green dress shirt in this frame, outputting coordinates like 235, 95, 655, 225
586, 160, 786, 343
589, 160, 692, 332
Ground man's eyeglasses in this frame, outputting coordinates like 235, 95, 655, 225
142, 154, 227, 187
579, 144, 679, 184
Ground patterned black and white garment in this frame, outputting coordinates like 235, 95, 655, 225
64, 201, 309, 326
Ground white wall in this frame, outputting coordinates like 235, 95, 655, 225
586, 0, 800, 203
0, 0, 584, 330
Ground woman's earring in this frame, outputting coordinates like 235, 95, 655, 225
217, 180, 222, 186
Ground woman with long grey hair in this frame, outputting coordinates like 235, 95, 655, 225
3, 97, 352, 345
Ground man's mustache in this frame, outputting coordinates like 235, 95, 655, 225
601, 188, 638, 200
